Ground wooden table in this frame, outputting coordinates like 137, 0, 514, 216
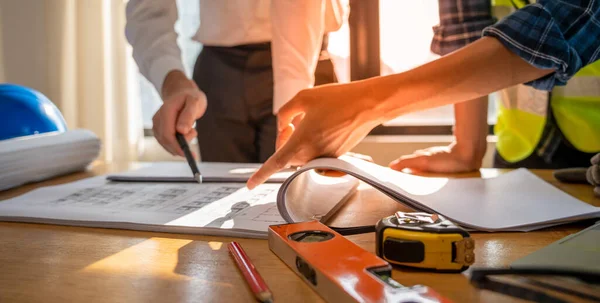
0, 163, 598, 303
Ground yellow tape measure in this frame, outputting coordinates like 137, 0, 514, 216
375, 212, 475, 272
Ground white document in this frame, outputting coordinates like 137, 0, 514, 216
2, 155, 597, 237
0, 171, 358, 238
278, 156, 600, 232
0, 130, 100, 191
0, 177, 286, 238
107, 162, 296, 183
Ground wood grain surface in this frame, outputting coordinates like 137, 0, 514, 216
0, 162, 598, 303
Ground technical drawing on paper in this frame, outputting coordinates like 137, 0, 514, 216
223, 186, 283, 222
250, 204, 285, 223
44, 181, 285, 225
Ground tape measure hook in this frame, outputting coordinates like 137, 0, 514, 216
395, 211, 439, 224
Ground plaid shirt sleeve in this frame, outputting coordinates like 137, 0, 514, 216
482, 0, 600, 90
431, 0, 496, 56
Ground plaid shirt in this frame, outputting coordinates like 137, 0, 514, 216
432, 0, 600, 91
431, 1, 496, 55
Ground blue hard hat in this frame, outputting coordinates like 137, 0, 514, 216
0, 84, 67, 140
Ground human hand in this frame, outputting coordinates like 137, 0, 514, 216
276, 114, 303, 151
277, 116, 373, 178
587, 153, 600, 197
389, 142, 484, 173
153, 70, 207, 157
248, 82, 384, 189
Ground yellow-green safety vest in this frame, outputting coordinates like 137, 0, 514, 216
492, 0, 600, 163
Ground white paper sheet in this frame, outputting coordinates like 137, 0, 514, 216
4, 155, 595, 236
0, 177, 286, 238
0, 130, 100, 191
0, 156, 360, 238
106, 162, 296, 183
279, 156, 600, 231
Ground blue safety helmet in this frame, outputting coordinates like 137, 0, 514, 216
0, 84, 67, 140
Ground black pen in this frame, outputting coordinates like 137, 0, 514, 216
175, 132, 202, 184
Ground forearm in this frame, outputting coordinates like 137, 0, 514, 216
452, 96, 488, 164
364, 37, 551, 123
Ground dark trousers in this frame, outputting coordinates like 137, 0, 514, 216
193, 43, 336, 163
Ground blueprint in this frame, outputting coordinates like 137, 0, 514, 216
0, 177, 285, 238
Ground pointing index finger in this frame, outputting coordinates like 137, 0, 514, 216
247, 136, 300, 189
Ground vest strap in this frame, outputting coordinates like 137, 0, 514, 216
535, 91, 567, 164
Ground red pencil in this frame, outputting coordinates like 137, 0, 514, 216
228, 242, 273, 303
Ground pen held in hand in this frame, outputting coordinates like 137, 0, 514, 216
175, 132, 202, 183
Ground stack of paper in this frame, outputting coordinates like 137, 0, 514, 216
0, 130, 100, 191
279, 157, 600, 232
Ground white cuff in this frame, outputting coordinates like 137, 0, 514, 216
148, 56, 186, 95
273, 78, 313, 114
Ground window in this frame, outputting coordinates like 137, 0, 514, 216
376, 0, 497, 132
139, 0, 201, 130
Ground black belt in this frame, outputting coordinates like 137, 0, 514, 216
217, 34, 330, 52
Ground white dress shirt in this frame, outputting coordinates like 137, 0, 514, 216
125, 0, 346, 113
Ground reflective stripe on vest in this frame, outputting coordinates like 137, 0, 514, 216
495, 85, 548, 162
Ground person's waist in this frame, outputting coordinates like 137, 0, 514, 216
204, 34, 330, 52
